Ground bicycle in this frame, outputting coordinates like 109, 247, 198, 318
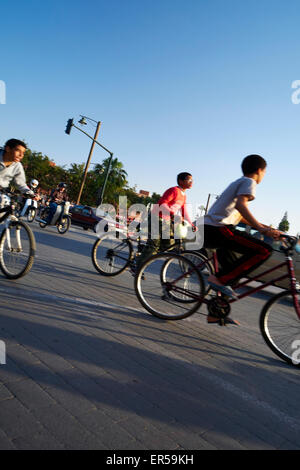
134, 234, 300, 366
91, 227, 208, 280
0, 191, 36, 279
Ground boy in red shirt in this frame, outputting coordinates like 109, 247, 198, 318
136, 172, 194, 269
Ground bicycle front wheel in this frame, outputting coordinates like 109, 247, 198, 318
260, 290, 300, 366
161, 250, 214, 302
135, 253, 205, 320
0, 220, 36, 279
92, 232, 133, 276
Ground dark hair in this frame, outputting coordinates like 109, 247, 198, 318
4, 139, 27, 150
241, 155, 267, 175
177, 172, 192, 185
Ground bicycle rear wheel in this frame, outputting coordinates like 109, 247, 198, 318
260, 290, 300, 366
0, 220, 36, 279
135, 252, 205, 320
92, 232, 133, 276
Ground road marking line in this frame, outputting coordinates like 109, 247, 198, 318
0, 284, 144, 314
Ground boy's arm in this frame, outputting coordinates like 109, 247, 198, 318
236, 195, 281, 239
181, 203, 196, 229
158, 188, 177, 216
13, 164, 31, 193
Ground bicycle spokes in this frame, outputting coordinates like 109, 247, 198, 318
0, 221, 35, 278
135, 253, 205, 320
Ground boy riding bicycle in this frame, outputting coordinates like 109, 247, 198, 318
204, 154, 282, 323
136, 172, 195, 270
0, 139, 34, 196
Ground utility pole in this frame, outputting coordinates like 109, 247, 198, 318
65, 117, 114, 206
76, 120, 101, 205
205, 193, 219, 214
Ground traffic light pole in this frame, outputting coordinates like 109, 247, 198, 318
76, 121, 101, 205
65, 119, 113, 206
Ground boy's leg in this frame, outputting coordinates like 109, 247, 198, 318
204, 224, 272, 324
136, 239, 160, 269
136, 217, 175, 269
44, 202, 57, 224
212, 226, 272, 285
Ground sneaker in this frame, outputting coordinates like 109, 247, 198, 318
208, 281, 238, 299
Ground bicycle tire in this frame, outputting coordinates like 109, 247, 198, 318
0, 220, 36, 279
260, 289, 300, 366
160, 250, 214, 303
57, 215, 71, 234
92, 232, 133, 276
135, 252, 205, 320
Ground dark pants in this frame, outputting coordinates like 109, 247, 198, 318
45, 202, 58, 224
136, 216, 175, 268
204, 224, 272, 285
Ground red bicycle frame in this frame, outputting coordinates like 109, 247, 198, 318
206, 250, 300, 317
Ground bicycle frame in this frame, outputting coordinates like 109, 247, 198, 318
168, 248, 300, 319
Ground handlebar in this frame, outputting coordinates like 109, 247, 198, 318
279, 234, 299, 253
0, 189, 33, 199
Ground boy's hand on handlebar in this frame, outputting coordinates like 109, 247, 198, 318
261, 227, 282, 240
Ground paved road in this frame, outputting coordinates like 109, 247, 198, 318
0, 222, 299, 451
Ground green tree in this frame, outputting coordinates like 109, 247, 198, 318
121, 187, 161, 208
21, 145, 158, 210
278, 211, 290, 232
65, 163, 85, 203
22, 149, 66, 192
92, 157, 128, 207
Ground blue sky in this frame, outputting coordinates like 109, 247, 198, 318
1, 0, 300, 233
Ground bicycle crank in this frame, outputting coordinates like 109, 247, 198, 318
207, 296, 231, 326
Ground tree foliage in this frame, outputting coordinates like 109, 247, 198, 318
278, 211, 290, 233
22, 147, 160, 208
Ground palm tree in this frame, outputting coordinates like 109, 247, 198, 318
93, 157, 128, 206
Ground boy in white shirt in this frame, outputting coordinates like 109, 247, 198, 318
204, 154, 281, 323
0, 139, 32, 194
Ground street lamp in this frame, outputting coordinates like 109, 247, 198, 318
76, 115, 102, 205
65, 116, 114, 206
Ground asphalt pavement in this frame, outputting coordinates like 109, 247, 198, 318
0, 221, 300, 451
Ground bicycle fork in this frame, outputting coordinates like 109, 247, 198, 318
5, 220, 22, 252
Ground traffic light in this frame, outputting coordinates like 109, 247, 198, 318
65, 118, 73, 135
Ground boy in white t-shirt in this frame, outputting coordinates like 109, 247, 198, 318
204, 154, 281, 323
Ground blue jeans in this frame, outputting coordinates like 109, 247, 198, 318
45, 202, 58, 224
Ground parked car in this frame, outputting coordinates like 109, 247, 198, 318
69, 205, 126, 233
